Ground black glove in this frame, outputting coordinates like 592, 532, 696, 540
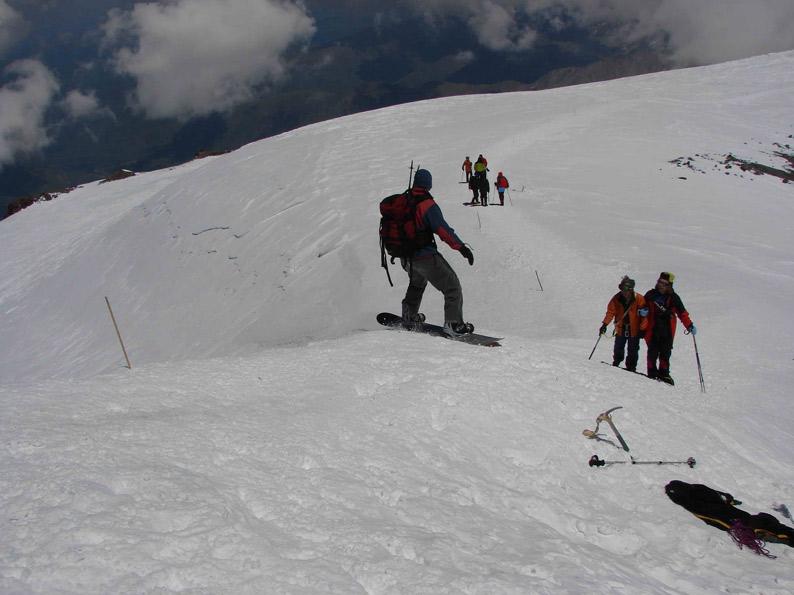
599, 323, 608, 335
459, 245, 474, 266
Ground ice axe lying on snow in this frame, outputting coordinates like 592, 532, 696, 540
582, 406, 630, 451
583, 406, 696, 468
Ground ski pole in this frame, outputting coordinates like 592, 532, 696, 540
588, 332, 603, 360
692, 333, 705, 393
105, 296, 132, 369
589, 455, 696, 468
507, 189, 513, 206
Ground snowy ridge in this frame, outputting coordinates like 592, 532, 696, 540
1, 52, 794, 593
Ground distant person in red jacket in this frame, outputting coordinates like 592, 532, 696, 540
494, 172, 509, 205
643, 272, 696, 385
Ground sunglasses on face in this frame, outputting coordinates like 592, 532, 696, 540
658, 280, 671, 286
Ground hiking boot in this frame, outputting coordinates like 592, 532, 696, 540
626, 366, 636, 373
647, 369, 657, 379
612, 360, 620, 367
658, 373, 675, 385
443, 321, 474, 336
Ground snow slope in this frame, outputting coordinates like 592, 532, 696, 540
1, 51, 794, 593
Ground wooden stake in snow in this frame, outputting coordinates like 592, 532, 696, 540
105, 297, 131, 369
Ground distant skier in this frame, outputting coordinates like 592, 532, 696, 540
599, 276, 648, 372
462, 156, 472, 182
495, 172, 509, 206
643, 272, 696, 384
399, 168, 476, 336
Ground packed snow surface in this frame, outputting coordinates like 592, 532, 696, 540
2, 52, 794, 593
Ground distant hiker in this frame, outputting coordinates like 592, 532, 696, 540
395, 168, 475, 336
599, 276, 648, 372
477, 171, 490, 206
474, 154, 488, 178
462, 156, 472, 182
468, 174, 480, 205
643, 272, 695, 385
495, 172, 509, 206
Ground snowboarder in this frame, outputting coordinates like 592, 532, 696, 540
643, 272, 696, 384
399, 168, 475, 336
495, 172, 509, 206
599, 276, 648, 372
462, 156, 472, 182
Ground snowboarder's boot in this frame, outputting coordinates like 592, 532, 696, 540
443, 321, 475, 337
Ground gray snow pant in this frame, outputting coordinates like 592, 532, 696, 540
401, 253, 464, 324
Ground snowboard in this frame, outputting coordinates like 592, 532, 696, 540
377, 312, 502, 347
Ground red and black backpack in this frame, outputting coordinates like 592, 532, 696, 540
379, 190, 435, 286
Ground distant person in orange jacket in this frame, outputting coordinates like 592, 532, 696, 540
462, 156, 472, 182
643, 272, 696, 385
494, 172, 509, 205
600, 276, 648, 372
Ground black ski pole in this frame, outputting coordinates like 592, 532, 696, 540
588, 332, 603, 360
692, 333, 705, 393
589, 455, 696, 468
408, 160, 414, 188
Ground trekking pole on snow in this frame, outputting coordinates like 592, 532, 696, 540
589, 455, 696, 468
691, 333, 706, 393
105, 296, 132, 369
507, 189, 513, 206
588, 332, 603, 360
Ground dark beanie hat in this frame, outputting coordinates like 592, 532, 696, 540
413, 169, 432, 189
619, 275, 635, 290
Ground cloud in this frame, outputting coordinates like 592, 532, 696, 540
0, 0, 27, 57
529, 0, 794, 65
60, 89, 102, 119
470, 1, 537, 52
102, 0, 316, 120
0, 59, 60, 168
635, 0, 794, 65
408, 0, 539, 52
409, 0, 794, 64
